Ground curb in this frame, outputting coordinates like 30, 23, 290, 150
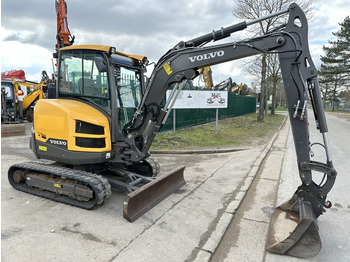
193, 115, 289, 261
151, 114, 288, 155
151, 147, 248, 155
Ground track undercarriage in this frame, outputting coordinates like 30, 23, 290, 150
8, 158, 186, 221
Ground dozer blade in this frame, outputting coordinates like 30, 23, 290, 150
1, 123, 26, 137
267, 200, 321, 258
123, 165, 186, 222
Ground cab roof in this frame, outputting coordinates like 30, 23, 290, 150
59, 44, 147, 62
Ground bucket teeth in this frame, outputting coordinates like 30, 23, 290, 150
267, 200, 321, 258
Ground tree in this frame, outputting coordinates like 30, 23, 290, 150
338, 88, 350, 110
232, 0, 314, 121
318, 70, 331, 108
319, 16, 350, 111
275, 78, 286, 107
240, 83, 249, 95
334, 17, 350, 82
266, 54, 281, 114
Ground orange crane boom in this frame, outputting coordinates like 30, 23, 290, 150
55, 0, 74, 52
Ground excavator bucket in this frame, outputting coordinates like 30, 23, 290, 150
123, 165, 186, 222
267, 198, 321, 258
1, 124, 26, 137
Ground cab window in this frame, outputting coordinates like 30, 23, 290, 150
58, 50, 111, 113
114, 65, 142, 129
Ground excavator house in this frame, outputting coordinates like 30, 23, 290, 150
8, 3, 336, 258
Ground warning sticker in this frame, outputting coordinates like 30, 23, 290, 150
54, 183, 62, 188
163, 63, 173, 75
39, 145, 47, 151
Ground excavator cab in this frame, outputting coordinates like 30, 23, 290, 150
1, 80, 17, 123
29, 45, 149, 164
1, 80, 16, 108
56, 45, 145, 133
57, 48, 112, 113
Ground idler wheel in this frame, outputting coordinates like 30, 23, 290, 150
13, 170, 25, 184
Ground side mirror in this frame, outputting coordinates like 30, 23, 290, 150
94, 57, 107, 73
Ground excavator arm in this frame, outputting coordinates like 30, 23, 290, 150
55, 0, 75, 53
119, 3, 336, 258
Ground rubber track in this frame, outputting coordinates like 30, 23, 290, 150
8, 162, 112, 210
146, 157, 160, 177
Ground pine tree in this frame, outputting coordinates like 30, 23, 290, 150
334, 16, 350, 80
319, 16, 350, 111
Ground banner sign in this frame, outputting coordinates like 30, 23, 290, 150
166, 90, 228, 109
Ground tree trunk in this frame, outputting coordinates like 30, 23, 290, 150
332, 89, 336, 111
271, 79, 277, 115
257, 54, 267, 122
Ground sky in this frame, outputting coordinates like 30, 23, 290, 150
1, 0, 349, 86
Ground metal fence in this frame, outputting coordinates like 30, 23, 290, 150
161, 94, 257, 132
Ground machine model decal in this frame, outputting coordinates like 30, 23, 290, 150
188, 50, 224, 62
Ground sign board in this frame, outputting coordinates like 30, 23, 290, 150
166, 90, 228, 109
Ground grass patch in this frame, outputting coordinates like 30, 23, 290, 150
151, 113, 286, 151
275, 107, 289, 111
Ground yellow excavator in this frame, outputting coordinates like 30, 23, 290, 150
1, 71, 48, 136
8, 4, 337, 259
231, 83, 243, 94
198, 66, 214, 89
10, 71, 49, 122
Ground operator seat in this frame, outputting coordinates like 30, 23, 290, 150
78, 78, 99, 96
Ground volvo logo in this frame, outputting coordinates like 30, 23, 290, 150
188, 50, 225, 62
49, 139, 67, 146
48, 138, 68, 149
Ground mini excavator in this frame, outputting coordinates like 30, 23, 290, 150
8, 3, 336, 258
10, 72, 49, 122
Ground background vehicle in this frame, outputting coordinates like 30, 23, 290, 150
1, 71, 49, 123
1, 70, 28, 125
11, 71, 49, 122
1, 76, 27, 136
1, 70, 26, 82
198, 66, 214, 89
1, 78, 22, 125
8, 4, 336, 258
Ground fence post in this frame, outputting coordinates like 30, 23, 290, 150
216, 108, 219, 135
173, 109, 176, 133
